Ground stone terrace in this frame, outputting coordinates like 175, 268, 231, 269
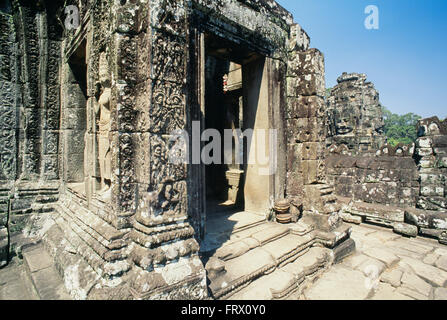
305, 223, 447, 300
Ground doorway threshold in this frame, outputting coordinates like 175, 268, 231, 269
200, 211, 266, 254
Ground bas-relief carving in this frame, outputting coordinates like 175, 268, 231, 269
136, 134, 187, 224
150, 80, 186, 134
150, 0, 186, 36
151, 31, 186, 83
95, 52, 112, 198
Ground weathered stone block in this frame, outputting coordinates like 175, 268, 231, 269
286, 172, 304, 197
286, 95, 324, 119
112, 0, 144, 34
0, 211, 7, 227
148, 80, 186, 134
287, 117, 325, 143
393, 223, 419, 238
335, 176, 354, 197
42, 155, 59, 180
0, 226, 7, 267
65, 84, 86, 109
405, 207, 447, 230
416, 137, 432, 148
302, 142, 323, 160
136, 31, 151, 84
433, 135, 447, 148
65, 153, 84, 183
301, 160, 319, 185
65, 130, 85, 155
355, 157, 374, 169
288, 49, 325, 77
287, 143, 302, 173
287, 73, 325, 97
434, 147, 447, 156
417, 147, 433, 157
438, 157, 447, 168
289, 23, 310, 52
420, 185, 444, 197
149, 0, 187, 36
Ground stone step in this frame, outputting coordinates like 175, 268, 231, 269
206, 223, 324, 299
0, 258, 39, 300
51, 211, 129, 280
206, 211, 266, 236
59, 199, 127, 243
228, 247, 331, 300
55, 205, 125, 263
42, 219, 102, 299
55, 202, 127, 253
22, 243, 71, 300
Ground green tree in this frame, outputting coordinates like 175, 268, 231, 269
382, 107, 421, 146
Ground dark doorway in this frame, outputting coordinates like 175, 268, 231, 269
204, 35, 252, 217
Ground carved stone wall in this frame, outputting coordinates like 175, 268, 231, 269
0, 5, 15, 266
0, 0, 63, 267
326, 72, 386, 153
326, 144, 419, 207
415, 117, 447, 210
327, 118, 447, 243
32, 0, 295, 300
1, 0, 359, 298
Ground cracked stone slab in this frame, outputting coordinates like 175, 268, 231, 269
356, 257, 386, 277
423, 253, 440, 265
396, 287, 430, 300
206, 211, 266, 235
230, 270, 296, 300
23, 245, 53, 273
280, 254, 306, 278
400, 257, 447, 287
370, 283, 413, 300
434, 248, 447, 257
391, 246, 426, 260
380, 269, 403, 287
304, 266, 372, 300
390, 239, 434, 256
400, 272, 433, 297
434, 287, 447, 300
31, 267, 71, 300
435, 255, 447, 272
293, 247, 328, 276
0, 260, 39, 300
342, 254, 370, 269
363, 247, 400, 268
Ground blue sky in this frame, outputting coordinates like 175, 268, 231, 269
276, 0, 447, 119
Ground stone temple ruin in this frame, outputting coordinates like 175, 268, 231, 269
0, 0, 446, 300
326, 72, 386, 153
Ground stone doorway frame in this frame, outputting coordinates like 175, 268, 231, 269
189, 23, 287, 240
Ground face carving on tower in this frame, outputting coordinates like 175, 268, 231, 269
327, 73, 386, 151
334, 107, 355, 135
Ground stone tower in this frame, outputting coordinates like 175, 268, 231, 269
326, 72, 386, 152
